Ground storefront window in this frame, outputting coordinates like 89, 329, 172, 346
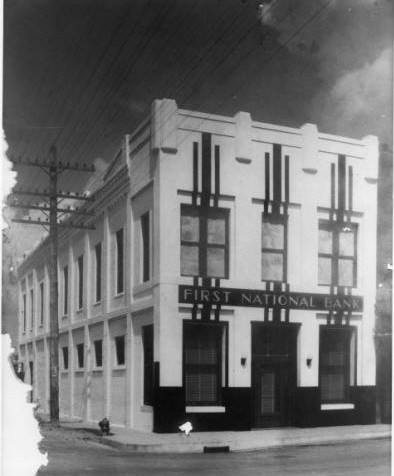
181, 206, 229, 279
261, 216, 285, 282
319, 327, 356, 403
184, 322, 225, 405
318, 222, 357, 287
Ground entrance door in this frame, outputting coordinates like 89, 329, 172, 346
252, 323, 298, 427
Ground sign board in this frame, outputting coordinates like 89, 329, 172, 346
179, 285, 363, 312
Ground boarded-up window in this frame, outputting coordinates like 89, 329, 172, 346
261, 217, 285, 282
181, 206, 229, 279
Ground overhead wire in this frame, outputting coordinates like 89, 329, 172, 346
71, 0, 257, 170
74, 0, 282, 194
13, 0, 333, 203
13, 4, 99, 191
85, 0, 333, 196
30, 2, 148, 192
46, 0, 153, 190
60, 0, 176, 169
173, 0, 335, 153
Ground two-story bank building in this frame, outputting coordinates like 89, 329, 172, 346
17, 99, 379, 432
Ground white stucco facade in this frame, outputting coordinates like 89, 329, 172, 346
18, 99, 378, 432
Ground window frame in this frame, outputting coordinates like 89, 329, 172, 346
183, 320, 228, 406
77, 255, 84, 311
115, 229, 124, 295
63, 265, 69, 316
261, 214, 287, 283
93, 339, 103, 368
30, 288, 34, 330
62, 346, 69, 370
142, 324, 154, 406
140, 212, 151, 283
114, 335, 126, 367
318, 221, 358, 288
76, 343, 84, 370
39, 281, 44, 326
95, 243, 102, 303
319, 325, 357, 404
180, 205, 230, 279
22, 293, 27, 333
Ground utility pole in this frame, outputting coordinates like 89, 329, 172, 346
8, 146, 95, 423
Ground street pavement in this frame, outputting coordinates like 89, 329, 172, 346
38, 430, 390, 476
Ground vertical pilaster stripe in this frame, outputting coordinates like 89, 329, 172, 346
338, 155, 346, 222
192, 142, 199, 206
201, 132, 211, 207
273, 143, 282, 214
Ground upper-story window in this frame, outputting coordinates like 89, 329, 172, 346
318, 221, 357, 287
77, 255, 84, 310
180, 205, 229, 279
30, 288, 34, 330
261, 215, 286, 282
22, 293, 27, 333
116, 229, 124, 294
39, 282, 44, 326
63, 265, 69, 315
140, 212, 151, 282
95, 243, 102, 302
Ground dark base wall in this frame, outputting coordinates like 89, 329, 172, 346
292, 386, 376, 427
153, 387, 252, 433
154, 386, 376, 433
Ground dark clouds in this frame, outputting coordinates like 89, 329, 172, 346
3, 0, 392, 267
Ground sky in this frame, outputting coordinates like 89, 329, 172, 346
2, 0, 393, 276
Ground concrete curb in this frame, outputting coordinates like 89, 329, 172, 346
92, 428, 391, 454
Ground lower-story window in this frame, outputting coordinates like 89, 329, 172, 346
142, 325, 154, 405
319, 326, 356, 403
76, 343, 84, 369
183, 321, 226, 405
62, 346, 69, 370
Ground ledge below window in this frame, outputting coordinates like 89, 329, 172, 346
185, 406, 226, 413
321, 403, 355, 411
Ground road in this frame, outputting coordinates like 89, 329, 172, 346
38, 435, 390, 476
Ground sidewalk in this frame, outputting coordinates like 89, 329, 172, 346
60, 421, 391, 453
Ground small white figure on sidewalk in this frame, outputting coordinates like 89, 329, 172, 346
178, 421, 193, 436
